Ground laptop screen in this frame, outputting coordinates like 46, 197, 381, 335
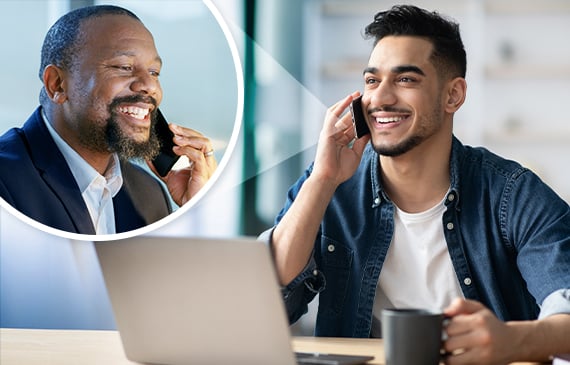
95, 236, 297, 365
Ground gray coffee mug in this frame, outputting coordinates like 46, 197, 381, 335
381, 308, 444, 365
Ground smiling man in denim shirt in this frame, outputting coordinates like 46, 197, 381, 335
262, 5, 570, 364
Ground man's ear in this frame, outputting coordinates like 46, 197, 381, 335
444, 77, 467, 114
43, 65, 68, 104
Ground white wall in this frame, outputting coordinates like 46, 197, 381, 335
300, 0, 570, 202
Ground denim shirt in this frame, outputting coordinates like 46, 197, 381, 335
269, 136, 570, 338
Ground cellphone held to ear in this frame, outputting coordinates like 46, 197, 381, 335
349, 95, 370, 138
152, 109, 181, 177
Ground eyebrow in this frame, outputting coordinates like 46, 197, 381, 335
111, 50, 163, 66
363, 64, 426, 76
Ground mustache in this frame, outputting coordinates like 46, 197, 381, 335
367, 106, 410, 114
109, 94, 158, 113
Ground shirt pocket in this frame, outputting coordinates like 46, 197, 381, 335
319, 236, 354, 316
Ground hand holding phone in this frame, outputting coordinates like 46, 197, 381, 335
151, 109, 181, 177
349, 95, 370, 138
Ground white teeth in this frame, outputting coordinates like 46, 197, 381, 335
375, 116, 406, 124
119, 106, 149, 120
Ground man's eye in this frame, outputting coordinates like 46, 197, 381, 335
150, 70, 160, 77
398, 76, 415, 83
114, 65, 133, 72
365, 78, 377, 85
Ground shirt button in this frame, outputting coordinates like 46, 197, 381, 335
446, 222, 454, 230
327, 244, 335, 252
464, 278, 472, 286
447, 193, 455, 202
374, 197, 380, 205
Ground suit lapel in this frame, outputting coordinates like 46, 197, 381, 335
22, 108, 96, 235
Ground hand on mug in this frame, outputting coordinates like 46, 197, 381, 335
443, 298, 515, 365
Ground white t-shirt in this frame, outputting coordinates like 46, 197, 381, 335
371, 195, 464, 337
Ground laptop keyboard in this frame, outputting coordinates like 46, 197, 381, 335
295, 352, 374, 365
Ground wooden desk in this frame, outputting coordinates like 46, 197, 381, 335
0, 328, 544, 365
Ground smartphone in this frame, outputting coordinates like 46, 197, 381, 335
349, 95, 370, 138
151, 108, 180, 177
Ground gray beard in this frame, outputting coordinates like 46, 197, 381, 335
78, 110, 161, 161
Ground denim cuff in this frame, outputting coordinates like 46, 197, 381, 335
258, 226, 326, 297
539, 289, 570, 319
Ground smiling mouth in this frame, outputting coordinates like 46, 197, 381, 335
118, 106, 150, 120
375, 116, 408, 124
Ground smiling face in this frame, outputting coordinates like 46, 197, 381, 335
361, 36, 451, 157
61, 14, 163, 160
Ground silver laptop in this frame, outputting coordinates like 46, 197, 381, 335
95, 236, 373, 365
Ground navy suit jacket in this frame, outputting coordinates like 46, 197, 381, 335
0, 107, 172, 235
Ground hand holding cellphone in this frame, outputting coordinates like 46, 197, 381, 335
151, 109, 181, 177
349, 95, 370, 138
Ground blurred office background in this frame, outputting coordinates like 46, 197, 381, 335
1, 0, 569, 333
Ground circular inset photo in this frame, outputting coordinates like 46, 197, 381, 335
0, 1, 243, 241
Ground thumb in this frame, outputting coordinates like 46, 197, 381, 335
444, 298, 485, 316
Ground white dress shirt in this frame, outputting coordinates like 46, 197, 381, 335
42, 112, 123, 234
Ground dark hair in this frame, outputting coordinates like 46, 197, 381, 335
364, 4, 466, 79
39, 5, 140, 104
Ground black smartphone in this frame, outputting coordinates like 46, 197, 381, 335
151, 108, 180, 177
349, 95, 369, 138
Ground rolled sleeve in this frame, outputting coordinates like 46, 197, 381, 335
281, 256, 326, 325
539, 289, 570, 319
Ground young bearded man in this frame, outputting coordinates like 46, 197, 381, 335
263, 5, 570, 364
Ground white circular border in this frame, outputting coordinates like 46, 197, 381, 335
0, 0, 244, 242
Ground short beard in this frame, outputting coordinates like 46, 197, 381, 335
106, 109, 161, 161
78, 96, 161, 161
371, 135, 424, 157
370, 96, 444, 158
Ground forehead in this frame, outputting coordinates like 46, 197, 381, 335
78, 14, 159, 60
368, 36, 434, 72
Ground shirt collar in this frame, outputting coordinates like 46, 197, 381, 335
41, 109, 123, 196
369, 136, 463, 208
